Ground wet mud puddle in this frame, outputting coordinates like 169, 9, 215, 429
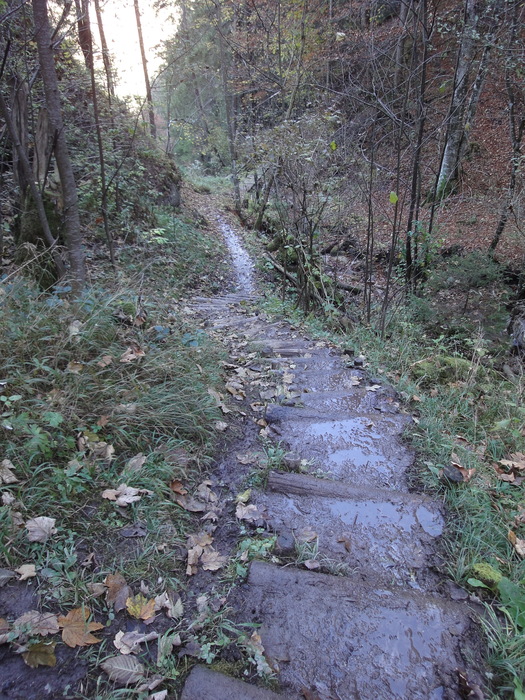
182, 214, 483, 700
217, 215, 256, 296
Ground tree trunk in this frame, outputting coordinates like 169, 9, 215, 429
435, 0, 478, 198
134, 0, 156, 139
0, 89, 66, 278
93, 0, 115, 99
32, 0, 85, 290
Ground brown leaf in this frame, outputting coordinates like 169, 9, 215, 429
0, 459, 18, 484
14, 611, 59, 637
22, 640, 57, 668
235, 503, 263, 522
105, 573, 132, 612
102, 483, 152, 506
101, 654, 145, 686
303, 559, 320, 570
508, 530, 525, 558
113, 630, 158, 654
169, 480, 187, 495
174, 494, 207, 512
97, 355, 113, 367
126, 594, 156, 621
58, 607, 104, 647
295, 527, 318, 543
196, 480, 218, 503
66, 361, 84, 374
154, 591, 183, 619
200, 548, 228, 571
125, 453, 147, 473
337, 536, 352, 553
120, 345, 145, 363
499, 452, 525, 472
25, 516, 57, 542
0, 617, 9, 645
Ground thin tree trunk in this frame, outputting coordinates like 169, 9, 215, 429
32, 0, 85, 290
435, 0, 478, 198
134, 0, 156, 138
93, 0, 114, 99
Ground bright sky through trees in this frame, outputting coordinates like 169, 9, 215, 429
97, 1, 177, 96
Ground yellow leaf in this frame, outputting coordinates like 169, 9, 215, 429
125, 594, 156, 621
22, 640, 56, 668
15, 564, 36, 581
58, 607, 103, 647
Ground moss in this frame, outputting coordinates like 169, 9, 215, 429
411, 355, 476, 385
471, 562, 503, 588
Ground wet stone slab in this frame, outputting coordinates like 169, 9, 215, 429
239, 562, 477, 700
180, 666, 291, 700
258, 472, 443, 585
278, 416, 412, 488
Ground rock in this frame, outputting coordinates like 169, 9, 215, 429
180, 666, 287, 700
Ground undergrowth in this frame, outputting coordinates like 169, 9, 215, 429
0, 206, 262, 697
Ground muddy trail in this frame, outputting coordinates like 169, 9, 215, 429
180, 209, 485, 700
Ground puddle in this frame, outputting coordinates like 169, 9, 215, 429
217, 216, 256, 295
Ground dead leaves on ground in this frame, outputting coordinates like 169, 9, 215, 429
102, 483, 153, 506
186, 531, 227, 575
495, 452, 525, 485
58, 607, 104, 647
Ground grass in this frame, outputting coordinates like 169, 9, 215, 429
0, 206, 263, 697
258, 284, 525, 699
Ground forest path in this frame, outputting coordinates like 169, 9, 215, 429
180, 201, 483, 700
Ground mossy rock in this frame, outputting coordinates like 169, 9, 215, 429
471, 562, 502, 588
411, 355, 477, 386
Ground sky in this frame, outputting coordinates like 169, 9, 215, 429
93, 1, 179, 97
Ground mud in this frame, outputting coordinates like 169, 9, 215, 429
182, 212, 485, 699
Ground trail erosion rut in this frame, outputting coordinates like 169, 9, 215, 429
181, 213, 483, 700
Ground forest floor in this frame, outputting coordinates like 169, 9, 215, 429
1, 191, 522, 700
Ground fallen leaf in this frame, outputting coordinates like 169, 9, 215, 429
235, 503, 263, 522
66, 361, 84, 374
337, 536, 352, 553
15, 564, 36, 581
187, 532, 214, 549
214, 420, 228, 432
366, 384, 381, 392
169, 479, 187, 495
236, 452, 258, 465
25, 516, 57, 542
14, 611, 59, 637
174, 494, 208, 512
200, 549, 228, 571
120, 345, 145, 363
0, 568, 16, 587
105, 573, 131, 612
0, 459, 18, 484
196, 480, 218, 503
87, 582, 107, 598
91, 442, 115, 461
508, 530, 525, 558
120, 522, 148, 537
101, 654, 145, 686
2, 492, 15, 505
97, 355, 113, 367
499, 453, 525, 472
295, 526, 318, 543
58, 607, 103, 647
102, 483, 153, 506
154, 591, 183, 619
303, 559, 320, 570
22, 640, 56, 668
450, 454, 476, 482
0, 618, 9, 644
236, 489, 252, 504
126, 594, 156, 621
125, 453, 147, 473
114, 630, 158, 654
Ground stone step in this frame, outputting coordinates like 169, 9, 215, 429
235, 561, 481, 700
269, 414, 412, 489
258, 472, 442, 586
180, 666, 291, 700
297, 387, 402, 416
